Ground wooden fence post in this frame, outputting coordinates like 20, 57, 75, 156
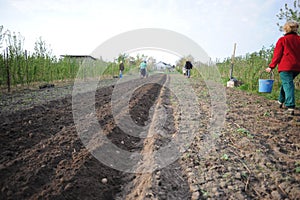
5, 47, 11, 92
25, 50, 29, 87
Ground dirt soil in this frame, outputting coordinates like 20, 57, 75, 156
0, 73, 299, 200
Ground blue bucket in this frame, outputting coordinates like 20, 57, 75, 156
258, 71, 274, 93
259, 79, 274, 93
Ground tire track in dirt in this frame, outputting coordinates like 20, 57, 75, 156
160, 75, 211, 200
120, 75, 175, 200
150, 75, 194, 200
118, 74, 203, 200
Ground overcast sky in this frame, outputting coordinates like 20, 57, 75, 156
0, 0, 294, 64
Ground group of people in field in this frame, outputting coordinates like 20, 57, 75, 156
118, 21, 300, 116
118, 60, 148, 79
120, 59, 193, 79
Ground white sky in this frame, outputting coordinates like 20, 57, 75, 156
0, 0, 294, 64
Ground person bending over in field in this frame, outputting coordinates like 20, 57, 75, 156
266, 21, 300, 116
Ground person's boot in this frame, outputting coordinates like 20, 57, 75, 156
286, 108, 295, 116
278, 101, 284, 109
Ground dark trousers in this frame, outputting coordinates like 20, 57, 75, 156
187, 69, 191, 78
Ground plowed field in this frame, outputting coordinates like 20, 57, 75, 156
1, 74, 299, 200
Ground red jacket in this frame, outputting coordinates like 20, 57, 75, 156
269, 32, 300, 72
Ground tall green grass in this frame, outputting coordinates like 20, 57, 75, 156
0, 50, 113, 91
0, 51, 78, 88
0, 49, 146, 92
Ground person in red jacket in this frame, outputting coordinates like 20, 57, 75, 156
266, 21, 300, 115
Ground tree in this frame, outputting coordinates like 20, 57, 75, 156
134, 53, 147, 66
116, 53, 128, 63
276, 0, 300, 33
0, 25, 4, 49
5, 30, 25, 56
34, 36, 52, 58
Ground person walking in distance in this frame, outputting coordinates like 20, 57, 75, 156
119, 61, 124, 78
185, 60, 193, 78
265, 21, 300, 116
140, 60, 147, 78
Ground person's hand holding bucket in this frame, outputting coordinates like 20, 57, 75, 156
265, 67, 272, 73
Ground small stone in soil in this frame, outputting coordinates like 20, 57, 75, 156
101, 178, 108, 184
191, 191, 200, 200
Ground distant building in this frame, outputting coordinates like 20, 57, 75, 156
60, 55, 97, 63
155, 61, 172, 70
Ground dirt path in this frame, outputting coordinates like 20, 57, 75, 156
0, 73, 300, 199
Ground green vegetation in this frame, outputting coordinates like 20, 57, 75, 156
221, 153, 229, 161
237, 128, 253, 139
0, 28, 92, 91
0, 26, 140, 92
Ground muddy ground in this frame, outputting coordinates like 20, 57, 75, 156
0, 73, 299, 200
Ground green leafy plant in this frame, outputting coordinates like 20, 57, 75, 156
263, 111, 271, 117
201, 189, 208, 197
237, 128, 253, 139
221, 153, 229, 160
295, 162, 300, 173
